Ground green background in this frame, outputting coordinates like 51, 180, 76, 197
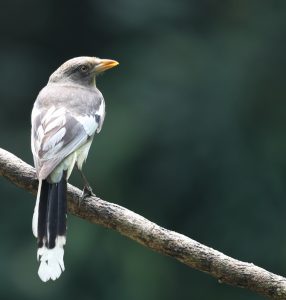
0, 1, 286, 299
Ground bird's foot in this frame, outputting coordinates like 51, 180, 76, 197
82, 185, 95, 198
78, 185, 95, 206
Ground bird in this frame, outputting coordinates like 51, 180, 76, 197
31, 56, 119, 282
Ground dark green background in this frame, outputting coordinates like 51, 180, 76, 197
0, 1, 286, 299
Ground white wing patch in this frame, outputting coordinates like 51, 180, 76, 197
96, 99, 105, 133
97, 98, 105, 118
75, 115, 97, 136
74, 99, 105, 136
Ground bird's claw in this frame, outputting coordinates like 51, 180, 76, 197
78, 186, 95, 206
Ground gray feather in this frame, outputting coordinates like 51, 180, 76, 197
31, 83, 104, 179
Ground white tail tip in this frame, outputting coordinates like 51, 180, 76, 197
37, 236, 66, 282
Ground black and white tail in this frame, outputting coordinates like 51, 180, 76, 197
32, 172, 67, 282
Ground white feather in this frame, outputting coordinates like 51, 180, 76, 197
44, 115, 66, 133
31, 106, 42, 157
42, 127, 66, 151
31, 106, 41, 125
75, 139, 93, 170
75, 115, 97, 136
50, 107, 66, 119
37, 125, 44, 140
97, 99, 105, 118
32, 179, 42, 237
96, 100, 105, 133
37, 236, 66, 282
44, 143, 64, 162
33, 107, 67, 158
41, 106, 56, 124
49, 151, 77, 182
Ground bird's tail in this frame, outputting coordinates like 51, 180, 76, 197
32, 172, 67, 282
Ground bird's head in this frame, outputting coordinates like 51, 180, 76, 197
48, 56, 119, 86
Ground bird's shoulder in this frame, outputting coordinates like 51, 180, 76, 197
34, 83, 104, 114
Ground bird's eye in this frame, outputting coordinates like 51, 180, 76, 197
80, 65, 89, 72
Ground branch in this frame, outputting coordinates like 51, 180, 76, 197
0, 148, 285, 299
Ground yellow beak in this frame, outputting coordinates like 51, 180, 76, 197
96, 59, 119, 73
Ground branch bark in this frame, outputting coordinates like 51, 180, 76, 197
0, 147, 285, 299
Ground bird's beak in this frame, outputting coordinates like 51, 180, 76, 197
95, 59, 119, 73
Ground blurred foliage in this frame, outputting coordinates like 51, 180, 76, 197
0, 0, 286, 299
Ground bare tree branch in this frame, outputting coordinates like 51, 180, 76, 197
0, 147, 285, 299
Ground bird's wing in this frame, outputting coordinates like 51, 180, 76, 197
31, 98, 104, 179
